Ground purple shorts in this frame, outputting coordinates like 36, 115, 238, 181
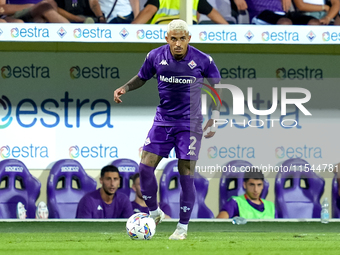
143, 125, 202, 161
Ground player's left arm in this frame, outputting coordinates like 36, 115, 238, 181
202, 55, 222, 139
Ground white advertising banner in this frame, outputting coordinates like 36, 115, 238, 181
0, 23, 339, 44
0, 52, 340, 169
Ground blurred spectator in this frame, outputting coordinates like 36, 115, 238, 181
0, 0, 69, 22
76, 165, 133, 219
131, 173, 171, 217
217, 169, 276, 219
199, 0, 236, 24
233, 0, 320, 25
55, 0, 104, 23
293, 0, 339, 25
99, 0, 139, 23
132, 0, 228, 24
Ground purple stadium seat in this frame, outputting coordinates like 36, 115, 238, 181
159, 159, 214, 218
111, 158, 139, 201
219, 160, 269, 211
47, 159, 97, 218
332, 174, 340, 218
0, 159, 41, 218
275, 158, 324, 218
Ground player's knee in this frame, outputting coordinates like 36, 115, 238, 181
140, 150, 162, 167
178, 159, 195, 175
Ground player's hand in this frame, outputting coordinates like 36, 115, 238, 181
234, 0, 248, 11
281, 0, 291, 12
114, 88, 126, 103
203, 119, 216, 139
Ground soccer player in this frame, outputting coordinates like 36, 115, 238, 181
76, 165, 133, 218
114, 19, 221, 240
217, 169, 276, 219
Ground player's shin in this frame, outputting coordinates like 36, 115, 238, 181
139, 163, 158, 210
179, 175, 196, 225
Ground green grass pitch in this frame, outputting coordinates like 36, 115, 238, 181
0, 222, 339, 255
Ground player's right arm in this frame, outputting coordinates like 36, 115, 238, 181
114, 75, 147, 104
114, 50, 156, 104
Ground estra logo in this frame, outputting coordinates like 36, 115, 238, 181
69, 145, 118, 159
274, 146, 322, 159
0, 145, 49, 159
276, 67, 323, 80
0, 146, 10, 159
137, 29, 145, 39
1, 64, 50, 78
199, 31, 207, 41
0, 95, 13, 129
0, 92, 114, 129
136, 28, 166, 40
207, 145, 255, 159
72, 28, 112, 38
69, 65, 119, 79
1, 66, 11, 78
208, 146, 218, 158
69, 146, 80, 158
11, 27, 49, 38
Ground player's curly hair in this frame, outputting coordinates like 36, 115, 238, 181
167, 19, 189, 34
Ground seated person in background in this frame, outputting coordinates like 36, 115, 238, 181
131, 173, 171, 217
54, 0, 104, 23
199, 0, 236, 24
293, 0, 339, 25
0, 0, 69, 22
217, 168, 276, 219
99, 0, 139, 23
76, 165, 133, 219
234, 0, 320, 25
132, 0, 228, 24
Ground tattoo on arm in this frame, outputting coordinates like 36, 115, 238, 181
212, 86, 222, 111
122, 75, 146, 92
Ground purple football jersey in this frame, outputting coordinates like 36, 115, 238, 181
138, 44, 220, 128
76, 189, 133, 218
246, 0, 284, 21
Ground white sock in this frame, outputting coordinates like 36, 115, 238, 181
177, 223, 188, 231
149, 207, 161, 216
